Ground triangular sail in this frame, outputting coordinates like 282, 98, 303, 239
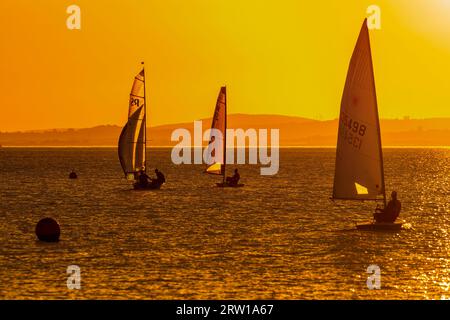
332, 20, 385, 201
118, 69, 146, 180
205, 86, 226, 175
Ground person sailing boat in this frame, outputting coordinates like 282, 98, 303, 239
118, 63, 164, 190
225, 169, 240, 186
137, 167, 150, 188
331, 19, 405, 230
150, 169, 166, 186
374, 191, 401, 223
205, 87, 244, 188
136, 167, 165, 188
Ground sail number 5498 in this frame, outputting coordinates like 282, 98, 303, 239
340, 112, 367, 150
341, 112, 367, 137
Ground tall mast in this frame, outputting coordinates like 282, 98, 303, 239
142, 61, 147, 173
366, 22, 386, 209
223, 86, 227, 184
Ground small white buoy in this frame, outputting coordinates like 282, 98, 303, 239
35, 218, 60, 242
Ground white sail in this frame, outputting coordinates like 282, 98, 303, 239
333, 20, 385, 200
118, 69, 146, 180
205, 86, 227, 175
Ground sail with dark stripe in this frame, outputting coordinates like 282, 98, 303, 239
118, 69, 146, 180
205, 86, 227, 176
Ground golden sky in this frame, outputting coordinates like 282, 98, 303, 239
1, 0, 450, 131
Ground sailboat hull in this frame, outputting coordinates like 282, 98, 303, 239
216, 183, 245, 188
356, 221, 403, 231
133, 182, 163, 190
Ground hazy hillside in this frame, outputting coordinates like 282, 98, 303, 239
0, 114, 449, 147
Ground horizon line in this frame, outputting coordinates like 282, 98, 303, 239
2, 113, 450, 133
1, 145, 449, 149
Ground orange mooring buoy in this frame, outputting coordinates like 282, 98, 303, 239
35, 218, 60, 242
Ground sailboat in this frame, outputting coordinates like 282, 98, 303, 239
118, 63, 162, 190
332, 19, 402, 231
205, 86, 244, 188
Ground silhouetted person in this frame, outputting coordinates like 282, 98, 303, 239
226, 169, 240, 186
151, 169, 165, 186
138, 168, 150, 187
69, 170, 77, 179
374, 191, 401, 223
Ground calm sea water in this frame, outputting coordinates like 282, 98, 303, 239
0, 148, 449, 300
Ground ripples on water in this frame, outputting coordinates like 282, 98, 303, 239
0, 148, 449, 299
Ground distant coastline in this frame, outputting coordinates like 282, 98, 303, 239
1, 114, 449, 147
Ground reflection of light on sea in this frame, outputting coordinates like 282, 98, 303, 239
438, 280, 450, 293
411, 255, 450, 299
0, 148, 449, 299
